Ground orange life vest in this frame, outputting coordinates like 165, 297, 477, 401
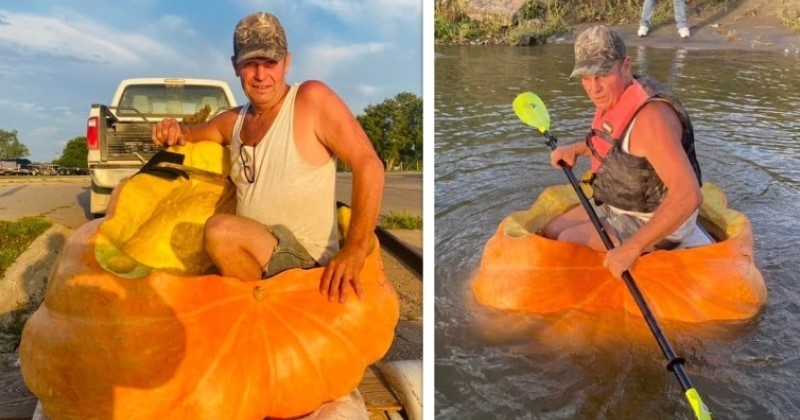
587, 80, 651, 172
585, 76, 702, 213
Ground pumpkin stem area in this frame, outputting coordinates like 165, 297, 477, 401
253, 285, 267, 301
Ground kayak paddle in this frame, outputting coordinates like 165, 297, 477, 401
512, 91, 712, 420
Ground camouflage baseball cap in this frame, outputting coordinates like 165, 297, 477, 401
232, 12, 288, 64
570, 26, 626, 79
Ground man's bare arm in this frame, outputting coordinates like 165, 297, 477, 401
624, 101, 703, 253
151, 108, 239, 147
309, 81, 385, 302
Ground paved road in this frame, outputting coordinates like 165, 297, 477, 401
336, 172, 422, 218
0, 173, 422, 229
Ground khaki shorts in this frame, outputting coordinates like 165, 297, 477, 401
594, 204, 682, 251
262, 224, 319, 278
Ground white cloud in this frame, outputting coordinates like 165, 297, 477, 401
227, 0, 419, 29
309, 42, 389, 62
0, 9, 189, 68
304, 0, 420, 23
0, 99, 45, 113
302, 42, 389, 79
356, 85, 380, 96
0, 11, 136, 65
0, 2, 419, 162
153, 14, 198, 37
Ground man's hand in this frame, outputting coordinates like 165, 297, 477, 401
319, 245, 368, 303
151, 117, 186, 147
603, 243, 642, 279
550, 143, 582, 168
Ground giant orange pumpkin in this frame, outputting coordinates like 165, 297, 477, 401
19, 142, 399, 419
471, 182, 766, 324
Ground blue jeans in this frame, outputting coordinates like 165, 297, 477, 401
640, 0, 688, 29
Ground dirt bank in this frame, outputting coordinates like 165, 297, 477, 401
445, 0, 800, 53
567, 0, 800, 53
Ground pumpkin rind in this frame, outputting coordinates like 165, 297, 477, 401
19, 142, 399, 419
471, 183, 767, 323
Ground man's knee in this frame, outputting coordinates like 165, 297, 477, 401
556, 223, 601, 250
556, 226, 583, 246
544, 206, 590, 238
542, 220, 561, 239
204, 214, 236, 247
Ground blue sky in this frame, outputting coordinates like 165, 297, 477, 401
0, 0, 423, 162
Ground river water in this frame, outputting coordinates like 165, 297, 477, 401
434, 43, 800, 419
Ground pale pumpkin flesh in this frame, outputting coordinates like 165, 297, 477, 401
96, 141, 235, 277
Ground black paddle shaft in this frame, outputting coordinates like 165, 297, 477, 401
543, 130, 696, 393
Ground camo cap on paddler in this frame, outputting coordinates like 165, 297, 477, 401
233, 12, 288, 64
570, 25, 626, 79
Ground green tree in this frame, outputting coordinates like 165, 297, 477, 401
357, 92, 422, 171
55, 137, 88, 168
0, 129, 30, 160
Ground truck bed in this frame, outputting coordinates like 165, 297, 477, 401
97, 105, 161, 163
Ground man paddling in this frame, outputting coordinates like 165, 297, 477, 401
544, 25, 710, 278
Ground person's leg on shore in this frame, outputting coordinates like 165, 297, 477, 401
639, 0, 657, 36
673, 0, 691, 37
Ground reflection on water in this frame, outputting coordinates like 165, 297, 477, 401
435, 43, 800, 419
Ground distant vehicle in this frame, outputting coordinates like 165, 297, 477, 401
0, 158, 34, 175
86, 78, 237, 216
57, 166, 90, 176
27, 163, 60, 176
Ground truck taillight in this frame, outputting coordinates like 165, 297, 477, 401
86, 117, 99, 149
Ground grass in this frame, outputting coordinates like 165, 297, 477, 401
0, 301, 41, 367
0, 217, 50, 361
0, 216, 52, 278
0, 301, 34, 354
381, 211, 423, 230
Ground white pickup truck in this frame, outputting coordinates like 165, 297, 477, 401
86, 78, 237, 216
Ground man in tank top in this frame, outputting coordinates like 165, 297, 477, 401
543, 25, 709, 279
151, 12, 384, 304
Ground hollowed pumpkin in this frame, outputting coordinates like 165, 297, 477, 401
96, 141, 236, 277
19, 142, 399, 419
471, 182, 766, 324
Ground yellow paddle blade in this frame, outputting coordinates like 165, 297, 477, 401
685, 388, 712, 420
512, 92, 550, 133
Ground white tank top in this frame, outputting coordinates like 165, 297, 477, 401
230, 83, 338, 263
614, 117, 710, 247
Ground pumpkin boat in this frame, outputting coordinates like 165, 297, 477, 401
471, 182, 767, 324
19, 142, 399, 420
